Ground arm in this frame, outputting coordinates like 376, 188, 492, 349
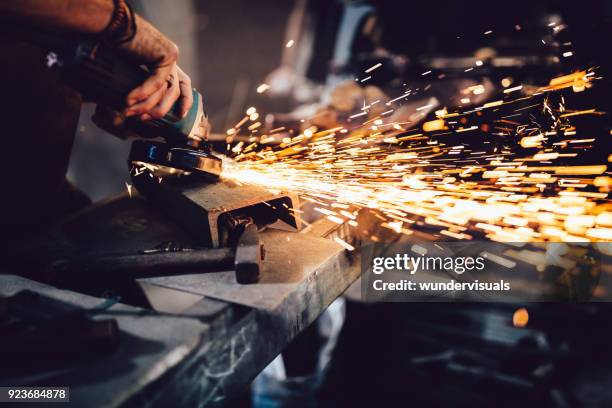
0, 0, 193, 119
0, 0, 114, 33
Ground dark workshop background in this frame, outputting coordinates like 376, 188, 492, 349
67, 0, 294, 201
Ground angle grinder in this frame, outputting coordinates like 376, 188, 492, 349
49, 38, 222, 178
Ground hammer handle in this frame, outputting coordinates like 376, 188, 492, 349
47, 249, 235, 280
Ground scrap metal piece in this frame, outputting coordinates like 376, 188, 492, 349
1, 290, 120, 368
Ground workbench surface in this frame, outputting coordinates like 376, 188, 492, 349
0, 194, 359, 407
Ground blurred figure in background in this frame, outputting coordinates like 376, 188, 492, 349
264, 0, 611, 134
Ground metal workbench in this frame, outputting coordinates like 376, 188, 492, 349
0, 193, 360, 407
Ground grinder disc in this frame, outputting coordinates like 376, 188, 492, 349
129, 140, 223, 178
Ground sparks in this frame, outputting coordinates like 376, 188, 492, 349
222, 70, 608, 244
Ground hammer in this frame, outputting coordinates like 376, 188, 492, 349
46, 225, 265, 285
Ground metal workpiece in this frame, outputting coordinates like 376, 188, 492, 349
131, 172, 302, 248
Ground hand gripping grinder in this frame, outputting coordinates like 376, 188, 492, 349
50, 39, 222, 178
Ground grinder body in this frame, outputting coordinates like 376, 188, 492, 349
52, 39, 222, 178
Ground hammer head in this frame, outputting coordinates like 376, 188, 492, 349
234, 223, 265, 284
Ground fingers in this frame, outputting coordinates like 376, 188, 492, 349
124, 84, 166, 118
125, 65, 170, 109
123, 60, 192, 121
148, 73, 181, 120
177, 67, 193, 118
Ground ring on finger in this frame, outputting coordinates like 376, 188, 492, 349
166, 74, 175, 89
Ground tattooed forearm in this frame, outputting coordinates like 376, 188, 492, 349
117, 15, 178, 67
1, 0, 193, 121
0, 0, 114, 34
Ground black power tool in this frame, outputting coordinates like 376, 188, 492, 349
49, 38, 222, 178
